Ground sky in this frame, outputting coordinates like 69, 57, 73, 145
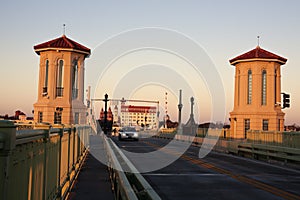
0, 0, 299, 125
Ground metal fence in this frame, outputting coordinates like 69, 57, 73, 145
160, 128, 300, 148
154, 129, 300, 165
0, 120, 90, 200
247, 130, 300, 148
160, 128, 230, 139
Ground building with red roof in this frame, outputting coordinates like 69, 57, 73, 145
33, 35, 91, 124
120, 101, 157, 129
229, 45, 287, 139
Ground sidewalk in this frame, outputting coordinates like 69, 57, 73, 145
68, 135, 114, 200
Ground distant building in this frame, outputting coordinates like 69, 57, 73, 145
165, 115, 178, 128
285, 124, 300, 132
198, 122, 224, 129
98, 107, 113, 133
120, 101, 157, 129
0, 110, 26, 120
0, 110, 34, 125
229, 45, 287, 138
33, 35, 90, 124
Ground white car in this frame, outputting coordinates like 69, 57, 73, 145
118, 127, 139, 141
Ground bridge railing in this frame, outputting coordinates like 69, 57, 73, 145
103, 134, 161, 200
247, 130, 300, 148
0, 120, 90, 200
154, 129, 300, 166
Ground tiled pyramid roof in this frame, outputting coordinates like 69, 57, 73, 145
229, 46, 287, 65
34, 35, 90, 55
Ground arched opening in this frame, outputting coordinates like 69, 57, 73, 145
56, 59, 64, 97
72, 60, 79, 99
247, 69, 252, 104
43, 59, 49, 95
262, 70, 267, 105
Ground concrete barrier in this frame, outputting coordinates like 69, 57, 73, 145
104, 137, 138, 200
103, 134, 161, 200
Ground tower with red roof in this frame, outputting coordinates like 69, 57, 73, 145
33, 34, 91, 124
229, 45, 287, 138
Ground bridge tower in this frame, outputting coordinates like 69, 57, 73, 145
229, 45, 287, 138
33, 34, 91, 124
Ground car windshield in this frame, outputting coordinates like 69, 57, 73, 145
122, 127, 136, 132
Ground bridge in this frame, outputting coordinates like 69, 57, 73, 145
1, 120, 300, 200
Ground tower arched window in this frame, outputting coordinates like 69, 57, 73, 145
274, 68, 277, 104
56, 59, 64, 97
43, 59, 49, 95
72, 60, 78, 99
238, 70, 240, 106
262, 70, 267, 105
247, 69, 252, 104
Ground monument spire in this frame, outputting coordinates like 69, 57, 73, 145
183, 96, 197, 136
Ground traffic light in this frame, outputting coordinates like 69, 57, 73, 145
282, 93, 290, 109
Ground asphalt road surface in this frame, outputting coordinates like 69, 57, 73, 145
111, 135, 300, 200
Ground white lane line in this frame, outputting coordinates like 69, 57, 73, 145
121, 145, 152, 148
143, 173, 226, 176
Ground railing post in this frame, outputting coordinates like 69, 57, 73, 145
35, 123, 51, 200
54, 124, 64, 200
72, 126, 76, 171
0, 120, 16, 200
67, 126, 71, 183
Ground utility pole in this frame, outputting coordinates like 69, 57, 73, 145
103, 94, 109, 135
177, 90, 183, 134
178, 89, 183, 125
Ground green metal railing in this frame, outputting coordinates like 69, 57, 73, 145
0, 120, 90, 200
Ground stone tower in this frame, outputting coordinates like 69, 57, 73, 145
229, 46, 287, 138
33, 35, 91, 124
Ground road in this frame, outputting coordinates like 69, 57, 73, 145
111, 135, 300, 200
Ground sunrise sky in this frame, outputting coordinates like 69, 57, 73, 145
1, 0, 299, 124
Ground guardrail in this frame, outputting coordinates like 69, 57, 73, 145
103, 134, 161, 200
0, 120, 91, 200
153, 132, 300, 166
237, 143, 300, 163
247, 130, 300, 148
